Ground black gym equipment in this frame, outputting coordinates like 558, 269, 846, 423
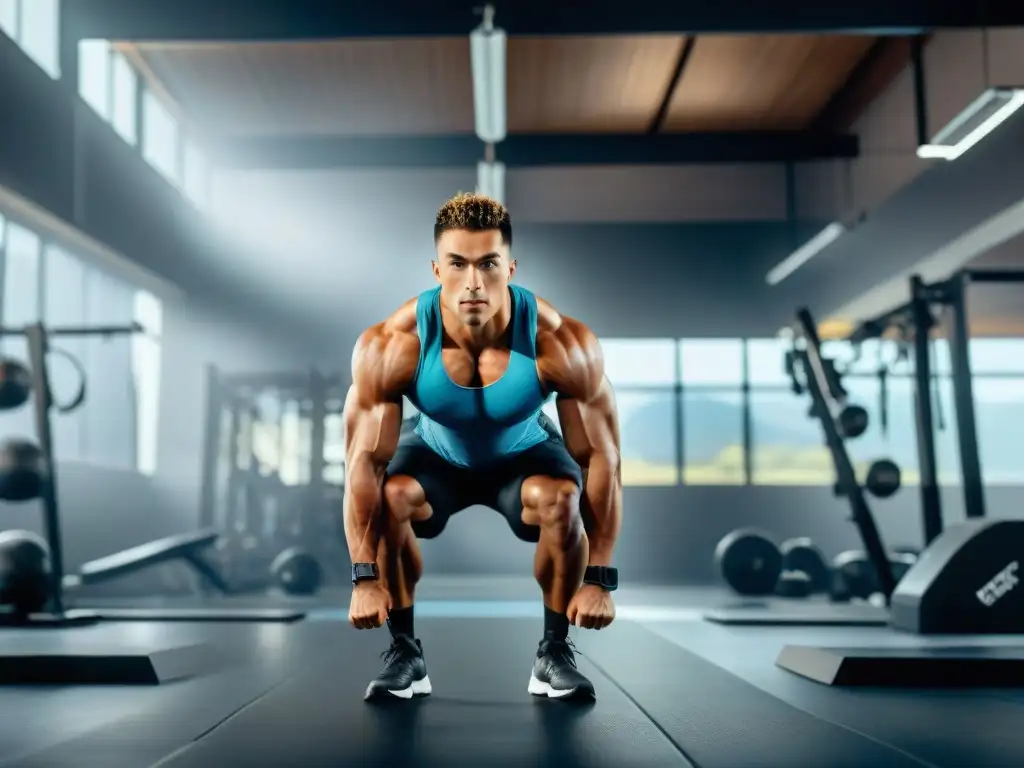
836, 404, 869, 438
843, 269, 1024, 539
864, 458, 901, 498
0, 529, 51, 618
890, 518, 1024, 634
774, 570, 813, 598
779, 537, 830, 593
0, 437, 46, 502
775, 289, 1024, 687
0, 321, 146, 627
199, 364, 343, 593
714, 528, 783, 596
831, 549, 915, 601
0, 322, 306, 634
0, 357, 32, 410
269, 546, 324, 595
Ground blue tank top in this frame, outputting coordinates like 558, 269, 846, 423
405, 284, 550, 467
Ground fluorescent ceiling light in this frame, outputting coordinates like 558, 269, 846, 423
469, 7, 506, 144
766, 222, 846, 286
477, 160, 506, 203
917, 87, 1024, 161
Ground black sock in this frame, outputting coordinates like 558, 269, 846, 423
387, 606, 415, 640
544, 605, 570, 639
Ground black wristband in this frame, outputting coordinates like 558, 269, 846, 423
583, 565, 618, 592
351, 562, 379, 584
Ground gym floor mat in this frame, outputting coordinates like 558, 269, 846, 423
4, 613, 1024, 766
647, 619, 1024, 768
154, 619, 694, 768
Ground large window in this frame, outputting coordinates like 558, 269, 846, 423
749, 390, 831, 484
43, 245, 87, 461
746, 338, 790, 387
81, 268, 136, 468
0, 217, 162, 473
142, 88, 180, 182
132, 290, 163, 475
77, 40, 139, 147
679, 339, 744, 386
78, 39, 111, 119
975, 378, 1024, 482
969, 340, 1024, 375
600, 339, 677, 486
18, 0, 59, 78
111, 52, 138, 145
679, 338, 745, 485
683, 389, 744, 484
0, 0, 17, 40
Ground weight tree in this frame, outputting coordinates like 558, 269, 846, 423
790, 309, 899, 602
0, 320, 141, 625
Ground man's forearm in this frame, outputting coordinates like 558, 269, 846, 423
343, 455, 387, 563
580, 451, 622, 566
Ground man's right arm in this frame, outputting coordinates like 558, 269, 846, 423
342, 320, 418, 568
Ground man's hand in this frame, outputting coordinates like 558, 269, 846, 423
567, 583, 616, 630
349, 581, 392, 629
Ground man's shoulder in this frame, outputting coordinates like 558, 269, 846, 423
382, 296, 419, 335
534, 295, 563, 334
533, 296, 594, 344
354, 298, 420, 358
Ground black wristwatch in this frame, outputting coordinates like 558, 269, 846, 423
583, 565, 618, 592
351, 562, 379, 584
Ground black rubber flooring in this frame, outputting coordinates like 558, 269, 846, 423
2, 612, 1024, 767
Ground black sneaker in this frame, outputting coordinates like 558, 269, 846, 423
528, 632, 596, 701
364, 634, 432, 701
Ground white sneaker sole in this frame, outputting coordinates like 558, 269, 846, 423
366, 674, 432, 700
528, 673, 595, 700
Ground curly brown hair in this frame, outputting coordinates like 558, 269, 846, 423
433, 192, 512, 247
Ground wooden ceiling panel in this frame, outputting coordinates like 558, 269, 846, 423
134, 39, 475, 138
507, 36, 685, 133
665, 34, 876, 131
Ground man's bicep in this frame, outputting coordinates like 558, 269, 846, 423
555, 378, 618, 461
345, 329, 413, 461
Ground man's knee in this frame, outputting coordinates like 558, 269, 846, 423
521, 475, 581, 531
383, 475, 425, 524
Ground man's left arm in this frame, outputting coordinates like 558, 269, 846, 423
538, 317, 623, 570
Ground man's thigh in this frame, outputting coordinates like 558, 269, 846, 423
385, 431, 475, 539
484, 437, 584, 543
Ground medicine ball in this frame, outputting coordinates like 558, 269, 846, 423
270, 547, 324, 596
0, 529, 52, 617
0, 438, 47, 502
0, 358, 32, 411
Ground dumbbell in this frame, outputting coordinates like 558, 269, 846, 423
778, 538, 831, 596
831, 549, 919, 600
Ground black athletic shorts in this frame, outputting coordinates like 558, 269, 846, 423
385, 418, 584, 543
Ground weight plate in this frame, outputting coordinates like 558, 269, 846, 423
714, 528, 783, 597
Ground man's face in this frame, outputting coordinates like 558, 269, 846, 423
433, 228, 515, 328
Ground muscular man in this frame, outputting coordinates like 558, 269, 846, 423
343, 193, 622, 703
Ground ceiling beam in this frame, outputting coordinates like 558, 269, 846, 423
648, 37, 696, 134
64, 0, 1024, 41
213, 132, 859, 170
813, 36, 919, 132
